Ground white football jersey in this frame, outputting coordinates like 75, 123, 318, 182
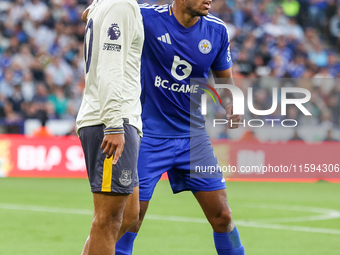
76, 0, 144, 136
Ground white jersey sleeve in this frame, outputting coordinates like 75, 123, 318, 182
77, 0, 144, 136
97, 2, 137, 130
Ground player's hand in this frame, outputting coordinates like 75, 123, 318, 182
101, 133, 125, 165
226, 104, 242, 129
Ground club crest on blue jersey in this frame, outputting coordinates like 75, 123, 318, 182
119, 170, 132, 186
107, 23, 121, 40
198, 39, 212, 54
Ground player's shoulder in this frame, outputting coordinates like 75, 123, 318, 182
88, 0, 137, 18
202, 13, 229, 35
97, 0, 139, 14
138, 3, 170, 17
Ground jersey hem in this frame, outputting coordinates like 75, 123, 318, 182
143, 132, 205, 138
77, 115, 142, 137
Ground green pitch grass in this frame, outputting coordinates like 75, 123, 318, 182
0, 178, 339, 255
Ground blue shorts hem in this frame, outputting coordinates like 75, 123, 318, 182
190, 184, 226, 194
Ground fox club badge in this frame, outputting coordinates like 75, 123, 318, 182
198, 39, 212, 54
107, 23, 121, 40
119, 170, 132, 186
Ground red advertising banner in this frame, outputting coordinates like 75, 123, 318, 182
0, 135, 339, 182
0, 135, 87, 178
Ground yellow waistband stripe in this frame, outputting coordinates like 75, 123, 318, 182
102, 157, 113, 192
169, 5, 172, 15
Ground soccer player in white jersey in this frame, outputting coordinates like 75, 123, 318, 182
76, 0, 144, 254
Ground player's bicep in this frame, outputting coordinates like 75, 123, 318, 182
212, 68, 234, 109
213, 68, 232, 79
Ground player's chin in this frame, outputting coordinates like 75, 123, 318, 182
197, 9, 209, 16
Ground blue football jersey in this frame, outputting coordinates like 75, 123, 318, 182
140, 4, 233, 138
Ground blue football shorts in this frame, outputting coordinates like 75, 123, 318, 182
138, 132, 226, 201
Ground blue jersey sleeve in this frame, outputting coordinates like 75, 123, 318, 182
211, 29, 233, 71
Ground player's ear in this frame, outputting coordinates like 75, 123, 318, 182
81, 8, 89, 23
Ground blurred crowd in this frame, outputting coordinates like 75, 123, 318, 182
0, 0, 87, 129
0, 0, 339, 137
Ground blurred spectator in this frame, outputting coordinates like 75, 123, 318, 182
236, 51, 255, 77
48, 86, 68, 118
0, 94, 6, 118
12, 44, 34, 71
286, 18, 304, 41
8, 0, 26, 25
64, 0, 79, 23
257, 43, 272, 66
327, 53, 340, 77
3, 100, 21, 123
328, 94, 340, 125
270, 36, 293, 63
308, 42, 328, 67
0, 49, 12, 69
45, 56, 72, 87
286, 55, 306, 78
264, 0, 279, 17
253, 2, 271, 26
263, 15, 286, 37
8, 84, 24, 114
25, 0, 48, 22
269, 55, 286, 77
323, 129, 337, 141
286, 106, 300, 120
290, 130, 303, 141
308, 0, 328, 29
21, 71, 35, 102
0, 69, 14, 97
32, 83, 49, 115
329, 8, 340, 51
254, 55, 271, 77
32, 83, 48, 104
320, 109, 333, 131
312, 68, 335, 95
51, 0, 64, 22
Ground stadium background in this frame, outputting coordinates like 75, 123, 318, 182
0, 0, 340, 254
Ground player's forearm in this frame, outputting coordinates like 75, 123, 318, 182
213, 68, 234, 109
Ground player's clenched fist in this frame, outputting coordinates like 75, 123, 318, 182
226, 105, 242, 129
101, 133, 125, 164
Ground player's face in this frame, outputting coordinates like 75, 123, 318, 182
183, 0, 212, 17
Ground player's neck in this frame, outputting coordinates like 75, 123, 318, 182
171, 4, 199, 28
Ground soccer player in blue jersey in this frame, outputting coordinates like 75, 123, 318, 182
83, 0, 245, 254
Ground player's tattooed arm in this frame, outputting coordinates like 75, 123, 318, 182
213, 68, 242, 129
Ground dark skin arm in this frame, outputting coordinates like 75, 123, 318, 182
212, 68, 242, 129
